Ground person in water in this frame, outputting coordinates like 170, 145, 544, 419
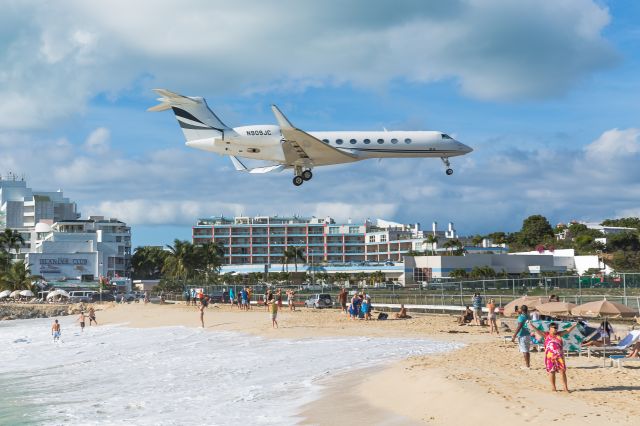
88, 307, 97, 326
51, 319, 61, 342
77, 312, 86, 332
528, 321, 578, 392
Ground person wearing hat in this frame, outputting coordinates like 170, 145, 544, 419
528, 321, 578, 392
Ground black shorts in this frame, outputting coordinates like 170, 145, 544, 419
80, 322, 85, 327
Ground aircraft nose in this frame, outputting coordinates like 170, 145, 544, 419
458, 142, 473, 153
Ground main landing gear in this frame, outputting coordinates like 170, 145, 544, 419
292, 166, 313, 186
441, 157, 454, 176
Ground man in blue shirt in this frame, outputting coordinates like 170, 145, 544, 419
229, 287, 235, 306
240, 288, 249, 310
511, 305, 531, 369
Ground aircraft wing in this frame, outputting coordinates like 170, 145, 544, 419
271, 105, 359, 167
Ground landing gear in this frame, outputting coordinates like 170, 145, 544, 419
301, 170, 313, 181
441, 157, 454, 176
292, 166, 313, 186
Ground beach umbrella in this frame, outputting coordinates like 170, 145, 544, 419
19, 290, 34, 297
0, 290, 11, 298
46, 290, 70, 299
502, 296, 548, 317
9, 290, 22, 298
571, 299, 637, 319
536, 301, 577, 317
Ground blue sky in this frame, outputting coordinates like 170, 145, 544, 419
1, 0, 639, 247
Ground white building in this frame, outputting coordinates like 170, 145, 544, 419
24, 216, 132, 281
0, 174, 79, 230
404, 249, 605, 284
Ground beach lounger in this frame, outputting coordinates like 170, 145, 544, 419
609, 355, 640, 368
587, 331, 640, 358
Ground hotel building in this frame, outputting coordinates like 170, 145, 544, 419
191, 215, 450, 266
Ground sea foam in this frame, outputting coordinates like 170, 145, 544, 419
0, 316, 461, 425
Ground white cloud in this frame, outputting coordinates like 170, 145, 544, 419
84, 127, 110, 154
0, 0, 617, 130
584, 128, 640, 161
85, 200, 246, 225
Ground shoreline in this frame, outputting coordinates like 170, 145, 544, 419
17, 303, 640, 425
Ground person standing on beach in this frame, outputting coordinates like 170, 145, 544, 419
88, 307, 97, 326
51, 319, 61, 342
511, 305, 531, 369
77, 311, 86, 332
268, 297, 278, 328
338, 288, 348, 314
229, 287, 235, 306
471, 293, 483, 326
528, 321, 578, 392
199, 296, 208, 328
276, 289, 283, 309
487, 299, 498, 335
184, 290, 191, 306
287, 289, 295, 311
240, 287, 249, 311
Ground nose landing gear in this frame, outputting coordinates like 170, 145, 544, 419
441, 157, 454, 176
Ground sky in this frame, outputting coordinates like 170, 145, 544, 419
1, 0, 639, 247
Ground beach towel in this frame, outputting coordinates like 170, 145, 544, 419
530, 320, 586, 352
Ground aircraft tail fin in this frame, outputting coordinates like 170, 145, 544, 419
149, 89, 236, 141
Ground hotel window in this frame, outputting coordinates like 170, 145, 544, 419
377, 138, 384, 144
380, 235, 387, 242
350, 138, 357, 144
363, 138, 371, 144
348, 226, 359, 234
336, 139, 343, 145
413, 267, 432, 282
369, 235, 375, 243
329, 227, 340, 234
391, 138, 398, 144
404, 138, 412, 144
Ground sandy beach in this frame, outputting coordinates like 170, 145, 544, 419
94, 302, 640, 425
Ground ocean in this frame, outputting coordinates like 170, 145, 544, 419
0, 317, 461, 425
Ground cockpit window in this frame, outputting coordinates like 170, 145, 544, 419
322, 139, 329, 144
441, 134, 453, 140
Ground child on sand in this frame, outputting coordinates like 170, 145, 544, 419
528, 321, 578, 392
77, 312, 86, 332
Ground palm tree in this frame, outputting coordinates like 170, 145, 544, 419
131, 246, 169, 279
163, 239, 196, 283
283, 246, 305, 273
198, 241, 225, 281
370, 270, 385, 287
0, 261, 34, 291
471, 235, 484, 247
424, 234, 438, 255
0, 228, 25, 254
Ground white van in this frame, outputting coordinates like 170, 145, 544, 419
68, 291, 97, 302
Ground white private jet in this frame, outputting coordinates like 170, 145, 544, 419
149, 89, 473, 186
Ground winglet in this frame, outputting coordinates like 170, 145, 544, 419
229, 156, 248, 172
271, 105, 294, 130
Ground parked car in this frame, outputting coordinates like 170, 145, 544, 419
304, 293, 333, 309
68, 291, 97, 303
89, 292, 115, 302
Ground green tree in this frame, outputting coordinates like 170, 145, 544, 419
471, 235, 484, 247
605, 232, 640, 253
423, 234, 438, 255
449, 268, 468, 279
131, 246, 169, 279
518, 215, 554, 248
0, 261, 35, 291
162, 239, 198, 282
283, 246, 305, 273
369, 270, 385, 287
0, 228, 25, 272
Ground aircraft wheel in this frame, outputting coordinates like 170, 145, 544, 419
446, 168, 454, 176
293, 176, 304, 186
302, 170, 313, 181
